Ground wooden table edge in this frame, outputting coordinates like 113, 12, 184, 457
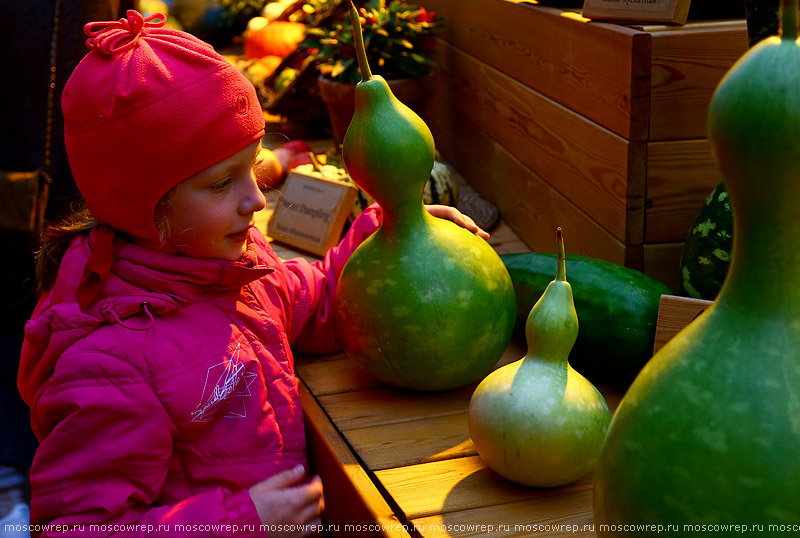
300, 379, 415, 538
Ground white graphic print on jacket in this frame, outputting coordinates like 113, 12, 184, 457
191, 342, 257, 422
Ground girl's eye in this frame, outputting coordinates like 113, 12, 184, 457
211, 178, 233, 191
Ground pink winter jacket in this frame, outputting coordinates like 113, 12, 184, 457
17, 207, 381, 537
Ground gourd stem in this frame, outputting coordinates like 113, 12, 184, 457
781, 0, 798, 40
346, 0, 373, 81
556, 227, 566, 282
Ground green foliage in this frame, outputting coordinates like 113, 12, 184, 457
300, 0, 440, 83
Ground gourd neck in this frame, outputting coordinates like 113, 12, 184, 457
523, 281, 576, 367
523, 229, 577, 365
782, 0, 798, 41
716, 201, 800, 315
347, 0, 373, 81
378, 200, 429, 239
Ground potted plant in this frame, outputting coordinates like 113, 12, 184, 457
299, 0, 440, 142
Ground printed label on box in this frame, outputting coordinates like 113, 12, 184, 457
582, 0, 690, 23
267, 171, 357, 256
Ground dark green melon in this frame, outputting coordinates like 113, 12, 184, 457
501, 252, 671, 384
679, 181, 733, 300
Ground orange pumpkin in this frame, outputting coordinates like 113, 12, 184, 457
246, 55, 282, 79
244, 21, 306, 60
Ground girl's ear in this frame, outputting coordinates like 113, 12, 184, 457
154, 186, 178, 243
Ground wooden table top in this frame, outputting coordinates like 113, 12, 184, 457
296, 337, 625, 538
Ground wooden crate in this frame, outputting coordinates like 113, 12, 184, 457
419, 0, 748, 290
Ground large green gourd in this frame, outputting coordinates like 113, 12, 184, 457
333, 0, 515, 391
594, 0, 800, 530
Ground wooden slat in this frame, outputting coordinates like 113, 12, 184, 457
316, 338, 527, 430
485, 223, 531, 255
319, 385, 475, 431
648, 20, 748, 141
376, 455, 593, 520
642, 241, 684, 292
411, 490, 595, 538
625, 141, 647, 268
338, 383, 623, 474
645, 139, 722, 243
430, 40, 639, 244
296, 356, 383, 396
453, 175, 532, 254
423, 0, 651, 140
300, 383, 413, 538
342, 413, 476, 471
426, 83, 629, 266
652, 294, 713, 353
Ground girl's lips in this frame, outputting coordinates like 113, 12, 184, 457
227, 228, 251, 242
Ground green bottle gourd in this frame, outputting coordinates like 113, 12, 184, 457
594, 0, 800, 529
468, 229, 610, 487
333, 0, 516, 391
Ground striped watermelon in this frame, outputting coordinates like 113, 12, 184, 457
679, 182, 733, 300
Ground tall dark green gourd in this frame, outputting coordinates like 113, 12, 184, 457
594, 0, 800, 530
333, 0, 515, 391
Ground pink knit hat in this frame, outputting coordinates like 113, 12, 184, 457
63, 10, 266, 242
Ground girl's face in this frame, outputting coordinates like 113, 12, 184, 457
162, 140, 266, 261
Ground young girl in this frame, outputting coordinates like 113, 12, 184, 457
17, 10, 486, 537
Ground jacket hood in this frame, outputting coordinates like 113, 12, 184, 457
18, 228, 275, 406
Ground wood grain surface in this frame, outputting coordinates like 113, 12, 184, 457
647, 20, 748, 141
422, 0, 651, 140
645, 138, 722, 243
430, 40, 637, 242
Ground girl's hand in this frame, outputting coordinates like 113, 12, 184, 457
425, 204, 490, 240
249, 465, 324, 538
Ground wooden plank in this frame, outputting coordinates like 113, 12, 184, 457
430, 40, 637, 243
485, 222, 531, 255
376, 455, 593, 520
653, 294, 713, 353
648, 20, 748, 141
296, 356, 383, 396
645, 139, 722, 243
317, 338, 527, 430
643, 241, 684, 292
342, 412, 476, 471
453, 174, 532, 254
410, 489, 595, 538
300, 382, 413, 538
425, 84, 628, 266
339, 381, 622, 474
318, 385, 475, 430
625, 140, 647, 269
423, 0, 651, 140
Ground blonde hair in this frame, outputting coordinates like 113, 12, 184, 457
36, 187, 178, 294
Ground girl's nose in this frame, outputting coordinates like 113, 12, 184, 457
240, 173, 267, 214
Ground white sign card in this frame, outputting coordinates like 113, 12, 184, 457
267, 170, 358, 257
582, 0, 692, 24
